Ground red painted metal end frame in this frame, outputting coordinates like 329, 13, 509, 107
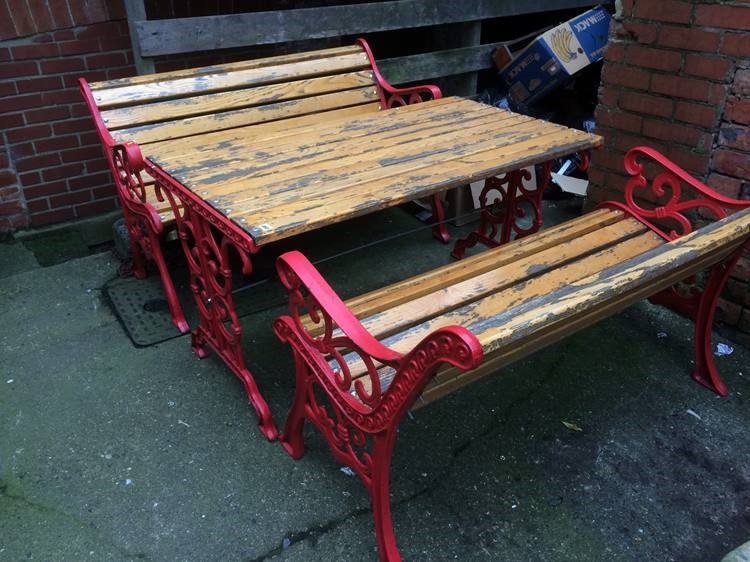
598, 146, 750, 396
356, 38, 449, 243
274, 250, 482, 562
147, 162, 277, 441
78, 78, 189, 334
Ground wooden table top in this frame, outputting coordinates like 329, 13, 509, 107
146, 97, 602, 246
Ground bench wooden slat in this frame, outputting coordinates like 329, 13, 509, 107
174, 107, 525, 195
358, 217, 651, 341
240, 128, 600, 244
113, 87, 381, 145
89, 45, 365, 92
419, 208, 750, 406
94, 51, 372, 108
101, 71, 377, 129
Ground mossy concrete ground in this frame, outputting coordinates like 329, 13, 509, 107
1, 205, 749, 561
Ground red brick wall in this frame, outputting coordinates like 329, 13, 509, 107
0, 0, 134, 231
588, 0, 750, 337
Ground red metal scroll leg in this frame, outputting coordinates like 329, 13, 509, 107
691, 245, 746, 396
431, 193, 450, 243
280, 351, 311, 460
148, 229, 189, 333
370, 429, 401, 562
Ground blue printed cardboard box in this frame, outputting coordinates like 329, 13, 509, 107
499, 6, 611, 108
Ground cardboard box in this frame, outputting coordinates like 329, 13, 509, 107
498, 5, 610, 108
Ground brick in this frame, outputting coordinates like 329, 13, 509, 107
642, 119, 701, 147
0, 60, 39, 78
674, 101, 718, 128
35, 135, 81, 154
651, 75, 712, 102
733, 70, 750, 96
595, 108, 643, 134
719, 125, 750, 152
602, 64, 650, 90
27, 0, 54, 33
7, 3, 35, 38
707, 173, 743, 199
683, 54, 733, 81
18, 172, 41, 186
723, 33, 750, 58
53, 117, 96, 135
42, 163, 86, 182
16, 76, 63, 93
591, 148, 626, 174
24, 180, 67, 199
68, 171, 111, 191
619, 91, 673, 117
70, 104, 90, 118
10, 42, 59, 60
106, 66, 136, 81
666, 147, 710, 175
26, 198, 50, 213
47, 2, 73, 30
696, 5, 750, 31
603, 42, 627, 63
0, 81, 16, 97
40, 57, 86, 74
0, 200, 25, 215
92, 184, 116, 199
716, 297, 742, 326
98, 35, 133, 51
58, 39, 101, 56
31, 207, 75, 226
634, 1, 693, 24
658, 26, 722, 53
85, 52, 128, 69
622, 21, 658, 44
85, 158, 109, 173
9, 143, 35, 160
0, 113, 25, 129
75, 198, 117, 217
626, 46, 682, 72
610, 130, 652, 155
0, 171, 17, 187
53, 29, 75, 41
24, 105, 71, 124
61, 146, 102, 163
599, 86, 619, 108
41, 89, 81, 105
713, 149, 750, 177
16, 153, 61, 173
50, 190, 92, 208
726, 97, 750, 125
6, 124, 52, 143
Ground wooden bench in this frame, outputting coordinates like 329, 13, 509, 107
272, 147, 750, 562
79, 39, 447, 335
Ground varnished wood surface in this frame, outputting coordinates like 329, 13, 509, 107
145, 97, 602, 246
334, 207, 750, 408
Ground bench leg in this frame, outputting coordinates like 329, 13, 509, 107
370, 429, 400, 562
281, 351, 312, 459
431, 193, 450, 243
451, 164, 551, 259
691, 245, 747, 396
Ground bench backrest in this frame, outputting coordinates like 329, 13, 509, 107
80, 44, 380, 147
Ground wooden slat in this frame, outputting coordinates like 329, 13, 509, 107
114, 87, 380, 145
146, 96, 467, 162
358, 218, 650, 341
345, 229, 665, 383
241, 128, 600, 244
133, 0, 603, 57
101, 71, 376, 129
94, 52, 371, 108
171, 105, 524, 196
90, 45, 364, 91
418, 209, 750, 405
210, 114, 561, 209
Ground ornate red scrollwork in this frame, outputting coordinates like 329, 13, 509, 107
150, 164, 277, 441
451, 162, 552, 259
356, 38, 449, 243
598, 146, 750, 396
275, 250, 482, 562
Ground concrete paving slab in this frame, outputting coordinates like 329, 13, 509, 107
1, 226, 749, 561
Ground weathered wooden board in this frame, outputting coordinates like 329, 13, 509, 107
133, 0, 603, 57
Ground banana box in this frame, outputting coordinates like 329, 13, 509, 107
498, 6, 610, 108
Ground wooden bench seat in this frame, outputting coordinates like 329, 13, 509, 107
272, 147, 750, 562
79, 39, 445, 335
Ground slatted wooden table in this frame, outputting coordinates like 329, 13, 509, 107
142, 95, 601, 439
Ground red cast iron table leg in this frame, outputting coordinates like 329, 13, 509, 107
150, 165, 277, 441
